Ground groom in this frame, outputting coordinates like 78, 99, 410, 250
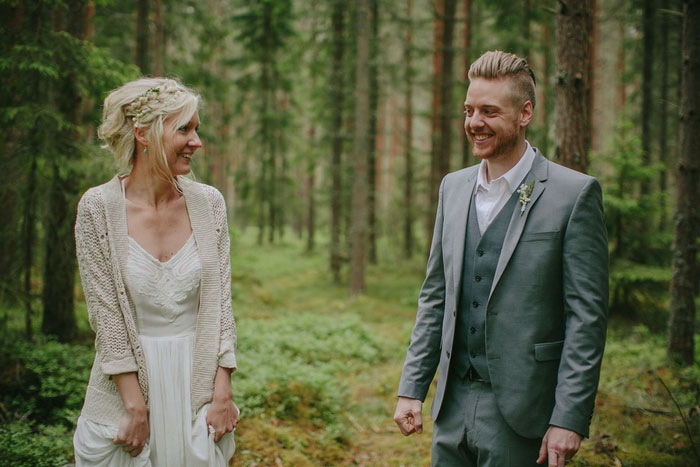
393, 50, 608, 467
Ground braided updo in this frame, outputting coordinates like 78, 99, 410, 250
97, 77, 200, 184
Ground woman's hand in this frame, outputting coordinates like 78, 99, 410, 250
112, 372, 149, 457
113, 405, 150, 457
207, 366, 240, 442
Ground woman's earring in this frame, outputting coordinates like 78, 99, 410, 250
143, 148, 148, 155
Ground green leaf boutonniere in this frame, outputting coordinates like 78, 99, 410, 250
517, 179, 535, 216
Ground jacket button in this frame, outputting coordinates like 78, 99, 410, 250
477, 248, 484, 256
472, 301, 479, 308
475, 274, 482, 282
470, 351, 477, 358
470, 326, 476, 334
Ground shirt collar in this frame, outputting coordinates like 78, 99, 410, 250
476, 141, 536, 193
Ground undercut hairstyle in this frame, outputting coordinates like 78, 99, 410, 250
468, 50, 536, 109
97, 77, 200, 188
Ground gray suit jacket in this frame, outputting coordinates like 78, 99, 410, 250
397, 151, 608, 439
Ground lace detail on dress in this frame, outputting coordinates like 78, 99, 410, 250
126, 235, 201, 324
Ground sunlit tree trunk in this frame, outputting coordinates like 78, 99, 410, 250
350, 0, 370, 295
427, 0, 457, 251
554, 0, 592, 173
460, 0, 472, 168
330, 0, 345, 283
668, 0, 699, 365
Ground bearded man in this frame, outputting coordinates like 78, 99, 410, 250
393, 50, 608, 467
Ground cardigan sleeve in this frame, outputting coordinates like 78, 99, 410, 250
75, 189, 138, 375
208, 188, 238, 370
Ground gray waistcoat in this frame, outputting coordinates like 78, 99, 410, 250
451, 188, 520, 381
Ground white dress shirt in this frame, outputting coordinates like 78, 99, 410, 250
475, 142, 536, 234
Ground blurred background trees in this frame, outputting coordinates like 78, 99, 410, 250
0, 0, 697, 364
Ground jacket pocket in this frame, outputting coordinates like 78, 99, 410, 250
534, 340, 564, 361
520, 230, 560, 242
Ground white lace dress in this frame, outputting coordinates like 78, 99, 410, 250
73, 234, 235, 466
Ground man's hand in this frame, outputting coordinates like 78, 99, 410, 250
393, 396, 423, 436
536, 426, 582, 466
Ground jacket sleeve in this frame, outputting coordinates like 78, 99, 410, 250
549, 177, 609, 437
209, 188, 238, 370
397, 177, 447, 401
75, 190, 138, 376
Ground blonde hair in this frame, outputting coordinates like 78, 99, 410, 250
97, 77, 200, 186
468, 51, 536, 108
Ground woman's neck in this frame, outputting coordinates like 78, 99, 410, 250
124, 162, 180, 208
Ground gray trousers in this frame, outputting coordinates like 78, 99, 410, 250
431, 374, 542, 467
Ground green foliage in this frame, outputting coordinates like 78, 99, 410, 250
0, 337, 92, 427
234, 313, 382, 433
0, 422, 74, 467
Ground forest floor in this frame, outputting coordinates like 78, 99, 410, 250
2, 229, 698, 466
226, 231, 698, 467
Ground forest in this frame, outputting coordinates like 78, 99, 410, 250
1, 0, 699, 465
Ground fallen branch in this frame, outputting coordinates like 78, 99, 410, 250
656, 372, 700, 463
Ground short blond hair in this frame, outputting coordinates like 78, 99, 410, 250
468, 50, 536, 108
97, 77, 200, 186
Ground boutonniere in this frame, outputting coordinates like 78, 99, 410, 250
517, 179, 535, 216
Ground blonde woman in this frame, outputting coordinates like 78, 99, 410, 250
73, 77, 238, 466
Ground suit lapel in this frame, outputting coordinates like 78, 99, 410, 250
488, 151, 549, 300
452, 170, 478, 297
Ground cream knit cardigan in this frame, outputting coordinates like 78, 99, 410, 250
75, 175, 237, 427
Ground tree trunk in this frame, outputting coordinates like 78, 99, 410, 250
658, 6, 670, 231
403, 0, 414, 258
460, 0, 472, 168
367, 0, 379, 265
641, 0, 655, 193
330, 0, 345, 283
135, 0, 149, 74
42, 0, 89, 342
668, 0, 700, 365
349, 0, 370, 295
554, 0, 592, 173
427, 0, 458, 252
22, 155, 37, 339
152, 0, 163, 76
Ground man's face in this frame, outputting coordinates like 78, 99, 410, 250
464, 77, 529, 162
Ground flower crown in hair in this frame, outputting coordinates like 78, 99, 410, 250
125, 86, 184, 128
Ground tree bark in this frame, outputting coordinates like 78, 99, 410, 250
135, 0, 149, 74
330, 0, 345, 283
658, 6, 670, 231
554, 0, 592, 173
367, 0, 379, 265
42, 0, 89, 342
349, 0, 370, 295
427, 0, 458, 251
460, 0, 472, 168
668, 0, 700, 365
403, 0, 414, 258
641, 0, 655, 193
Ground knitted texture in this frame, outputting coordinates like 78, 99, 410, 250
75, 176, 237, 427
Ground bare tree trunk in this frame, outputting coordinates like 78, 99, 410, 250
367, 0, 379, 265
152, 0, 163, 76
350, 0, 370, 295
135, 0, 149, 74
330, 0, 345, 283
403, 0, 414, 258
641, 0, 655, 193
427, 0, 457, 251
22, 155, 37, 339
658, 7, 670, 231
460, 0, 472, 168
668, 0, 700, 365
42, 0, 89, 342
554, 0, 592, 173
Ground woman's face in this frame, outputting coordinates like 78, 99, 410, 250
162, 111, 202, 176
